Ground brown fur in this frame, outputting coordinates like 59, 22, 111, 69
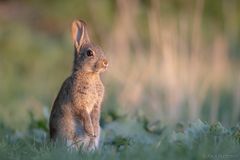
49, 20, 108, 151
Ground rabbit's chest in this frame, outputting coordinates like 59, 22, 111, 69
87, 85, 99, 103
73, 75, 104, 113
95, 80, 104, 102
86, 82, 104, 112
74, 83, 98, 112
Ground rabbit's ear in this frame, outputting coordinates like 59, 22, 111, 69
71, 20, 90, 50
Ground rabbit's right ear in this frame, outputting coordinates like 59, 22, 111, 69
71, 20, 90, 51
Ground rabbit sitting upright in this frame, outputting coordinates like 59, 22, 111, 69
49, 19, 108, 151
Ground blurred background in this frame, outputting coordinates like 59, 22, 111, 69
0, 0, 240, 131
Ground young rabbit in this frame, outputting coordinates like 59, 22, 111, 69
49, 19, 108, 151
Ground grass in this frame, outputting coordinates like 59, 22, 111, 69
0, 118, 240, 160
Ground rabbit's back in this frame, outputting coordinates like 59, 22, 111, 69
49, 77, 73, 140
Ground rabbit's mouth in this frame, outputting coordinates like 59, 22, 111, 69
102, 63, 108, 70
94, 59, 108, 73
95, 66, 108, 73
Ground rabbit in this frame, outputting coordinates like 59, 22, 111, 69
49, 19, 108, 151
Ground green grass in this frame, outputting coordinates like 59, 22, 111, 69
1, 117, 240, 160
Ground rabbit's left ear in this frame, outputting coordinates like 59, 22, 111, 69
71, 20, 90, 50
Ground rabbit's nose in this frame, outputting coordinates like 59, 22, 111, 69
102, 59, 108, 67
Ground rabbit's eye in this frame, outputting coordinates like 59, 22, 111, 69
86, 49, 94, 57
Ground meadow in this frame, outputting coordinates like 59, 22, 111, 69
0, 0, 240, 159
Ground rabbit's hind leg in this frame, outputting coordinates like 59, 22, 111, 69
87, 127, 100, 151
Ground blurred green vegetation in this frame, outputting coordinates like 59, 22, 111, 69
0, 0, 240, 131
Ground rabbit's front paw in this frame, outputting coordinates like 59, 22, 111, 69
93, 124, 100, 137
84, 124, 96, 137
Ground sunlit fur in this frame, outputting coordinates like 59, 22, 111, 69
49, 20, 107, 151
